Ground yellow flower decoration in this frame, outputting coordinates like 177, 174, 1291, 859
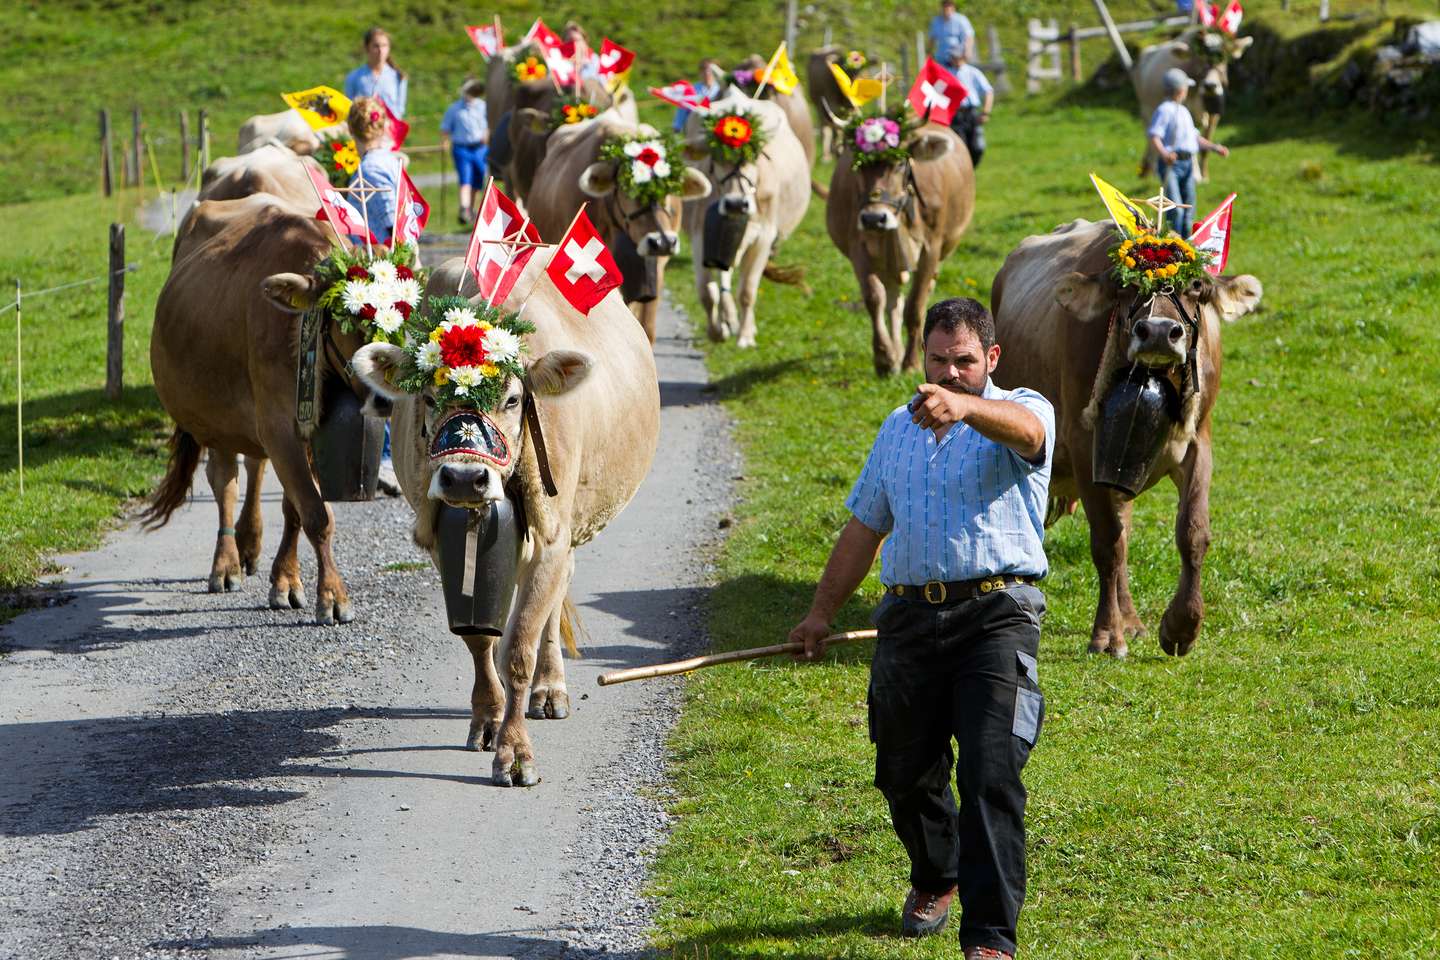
516, 56, 548, 83
479, 362, 500, 378
1124, 256, 1137, 268
434, 367, 450, 386
429, 328, 443, 343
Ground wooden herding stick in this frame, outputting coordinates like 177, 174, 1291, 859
596, 629, 877, 686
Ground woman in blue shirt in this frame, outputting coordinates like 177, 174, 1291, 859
344, 27, 408, 118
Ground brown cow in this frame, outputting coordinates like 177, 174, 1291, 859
990, 218, 1262, 657
147, 195, 378, 624
508, 77, 623, 203
825, 122, 975, 375
197, 145, 321, 205
350, 255, 660, 787
525, 105, 711, 343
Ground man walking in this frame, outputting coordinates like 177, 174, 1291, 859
790, 297, 1053, 960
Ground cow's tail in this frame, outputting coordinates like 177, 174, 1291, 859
810, 178, 829, 200
138, 427, 202, 530
763, 261, 810, 294
559, 595, 585, 657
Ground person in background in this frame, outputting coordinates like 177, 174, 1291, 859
946, 49, 994, 168
929, 0, 976, 66
441, 79, 489, 226
344, 26, 409, 118
1148, 67, 1229, 236
672, 58, 723, 133
562, 22, 600, 81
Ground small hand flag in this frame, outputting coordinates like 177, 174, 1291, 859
466, 183, 543, 306
393, 170, 430, 246
907, 58, 967, 127
1189, 193, 1236, 276
546, 210, 622, 315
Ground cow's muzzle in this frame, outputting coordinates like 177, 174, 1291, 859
719, 194, 755, 217
639, 231, 679, 257
859, 209, 897, 231
1129, 317, 1187, 366
431, 462, 504, 506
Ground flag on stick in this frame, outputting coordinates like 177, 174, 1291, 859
828, 62, 884, 108
1217, 1, 1243, 34
465, 24, 502, 58
546, 208, 621, 315
907, 58, 967, 126
1189, 193, 1236, 275
393, 170, 430, 246
282, 85, 352, 130
1090, 172, 1150, 239
465, 183, 543, 305
598, 38, 636, 88
525, 18, 562, 52
756, 42, 799, 96
305, 164, 375, 243
649, 80, 710, 111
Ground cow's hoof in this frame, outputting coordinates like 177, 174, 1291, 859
466, 718, 501, 752
209, 571, 243, 593
1159, 607, 1200, 657
1087, 633, 1129, 659
315, 596, 355, 626
706, 324, 726, 343
268, 584, 305, 610
736, 335, 756, 349
526, 689, 570, 721
239, 554, 260, 577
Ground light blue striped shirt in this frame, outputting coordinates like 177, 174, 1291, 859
953, 63, 993, 108
345, 64, 408, 118
845, 379, 1055, 585
441, 98, 489, 145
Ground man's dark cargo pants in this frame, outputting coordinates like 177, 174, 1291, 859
868, 584, 1046, 956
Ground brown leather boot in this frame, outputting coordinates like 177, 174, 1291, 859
962, 947, 1014, 960
900, 885, 957, 938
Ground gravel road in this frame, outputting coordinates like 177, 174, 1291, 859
0, 299, 734, 960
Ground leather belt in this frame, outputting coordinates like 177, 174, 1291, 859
1172, 150, 1194, 159
888, 575, 1035, 605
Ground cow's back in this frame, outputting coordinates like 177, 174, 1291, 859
199, 145, 319, 207
526, 110, 643, 241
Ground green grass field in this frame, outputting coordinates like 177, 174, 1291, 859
651, 88, 1440, 960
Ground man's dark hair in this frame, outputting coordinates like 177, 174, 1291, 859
923, 297, 995, 350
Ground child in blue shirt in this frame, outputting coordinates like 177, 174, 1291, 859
441, 79, 489, 226
946, 50, 994, 168
346, 96, 402, 246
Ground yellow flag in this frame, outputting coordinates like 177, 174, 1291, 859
828, 62, 884, 108
605, 69, 632, 95
282, 85, 353, 131
760, 42, 799, 95
1090, 172, 1151, 238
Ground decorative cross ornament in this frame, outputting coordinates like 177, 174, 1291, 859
333, 168, 390, 257
562, 237, 607, 283
1142, 191, 1190, 230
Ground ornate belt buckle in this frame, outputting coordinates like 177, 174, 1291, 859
922, 581, 947, 604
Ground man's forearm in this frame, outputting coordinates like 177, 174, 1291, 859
808, 518, 884, 622
962, 397, 1045, 460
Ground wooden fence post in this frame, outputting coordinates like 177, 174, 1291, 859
126, 107, 142, 187
100, 109, 113, 197
899, 43, 911, 96
1069, 24, 1082, 81
987, 24, 1011, 97
106, 224, 125, 402
180, 110, 191, 182
198, 108, 211, 171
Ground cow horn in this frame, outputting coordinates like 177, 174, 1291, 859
818, 96, 846, 130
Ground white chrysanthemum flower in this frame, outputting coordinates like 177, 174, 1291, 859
631, 161, 654, 183
450, 366, 484, 391
415, 340, 442, 371
623, 141, 644, 157
372, 305, 404, 334
481, 326, 521, 362
369, 260, 398, 284
341, 282, 369, 315
393, 278, 423, 305
361, 281, 387, 309
444, 306, 478, 328
862, 121, 886, 144
652, 159, 671, 178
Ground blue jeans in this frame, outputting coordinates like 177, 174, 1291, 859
1158, 155, 1197, 237
451, 142, 488, 188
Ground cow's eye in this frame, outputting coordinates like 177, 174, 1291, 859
423, 394, 436, 408
505, 394, 521, 410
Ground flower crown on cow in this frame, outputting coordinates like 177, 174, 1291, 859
514, 55, 548, 83
842, 103, 921, 170
705, 108, 768, 166
314, 244, 427, 344
1109, 233, 1214, 296
596, 132, 686, 206
391, 297, 537, 412
842, 50, 869, 75
551, 95, 600, 129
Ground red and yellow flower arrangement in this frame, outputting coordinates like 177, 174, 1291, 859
704, 109, 767, 166
1109, 233, 1213, 295
515, 56, 547, 83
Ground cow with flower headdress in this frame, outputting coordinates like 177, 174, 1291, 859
525, 102, 712, 343
680, 89, 810, 347
347, 252, 660, 787
821, 104, 975, 375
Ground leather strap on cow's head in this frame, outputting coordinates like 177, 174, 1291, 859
522, 392, 559, 498
429, 410, 514, 466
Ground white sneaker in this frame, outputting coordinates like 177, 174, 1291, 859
377, 458, 401, 497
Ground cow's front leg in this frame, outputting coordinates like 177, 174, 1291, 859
1161, 437, 1212, 656
734, 231, 773, 349
235, 455, 267, 577
204, 449, 244, 593
1078, 477, 1131, 658
494, 544, 570, 786
261, 419, 352, 625
901, 249, 940, 373
696, 264, 726, 342
1115, 500, 1147, 639
463, 635, 505, 751
268, 494, 306, 610
856, 261, 900, 376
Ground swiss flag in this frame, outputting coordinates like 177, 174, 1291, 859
649, 80, 709, 111
546, 210, 621, 315
381, 98, 409, 150
465, 24, 501, 58
1189, 193, 1236, 276
597, 38, 635, 80
1217, 0, 1243, 34
907, 58, 968, 127
393, 170, 430, 246
465, 183, 542, 306
306, 164, 376, 243
1197, 2, 1218, 27
546, 41, 580, 88
525, 18, 562, 53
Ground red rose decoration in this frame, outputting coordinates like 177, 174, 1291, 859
395, 301, 413, 319
635, 146, 661, 167
347, 266, 370, 280
439, 324, 489, 369
395, 264, 414, 280
359, 304, 377, 320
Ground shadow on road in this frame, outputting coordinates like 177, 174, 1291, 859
170, 924, 660, 959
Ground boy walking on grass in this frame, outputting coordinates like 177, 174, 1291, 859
1148, 67, 1230, 236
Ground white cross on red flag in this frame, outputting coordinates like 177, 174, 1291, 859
525, 18, 562, 52
907, 58, 968, 127
1197, 2, 1217, 26
597, 38, 635, 80
465, 24, 501, 58
546, 41, 580, 88
465, 183, 542, 305
546, 209, 621, 315
649, 79, 710, 111
1189, 192, 1236, 276
305, 164, 376, 243
393, 169, 430, 246
1216, 0, 1243, 35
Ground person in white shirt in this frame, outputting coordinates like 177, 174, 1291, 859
1147, 68, 1229, 236
946, 50, 994, 168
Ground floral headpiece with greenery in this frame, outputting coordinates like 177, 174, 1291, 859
842, 50, 868, 75
315, 135, 359, 187
392, 297, 536, 412
551, 95, 600, 129
313, 244, 427, 344
1109, 232, 1214, 296
597, 132, 686, 206
705, 109, 768, 166
514, 55, 548, 83
843, 103, 921, 170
